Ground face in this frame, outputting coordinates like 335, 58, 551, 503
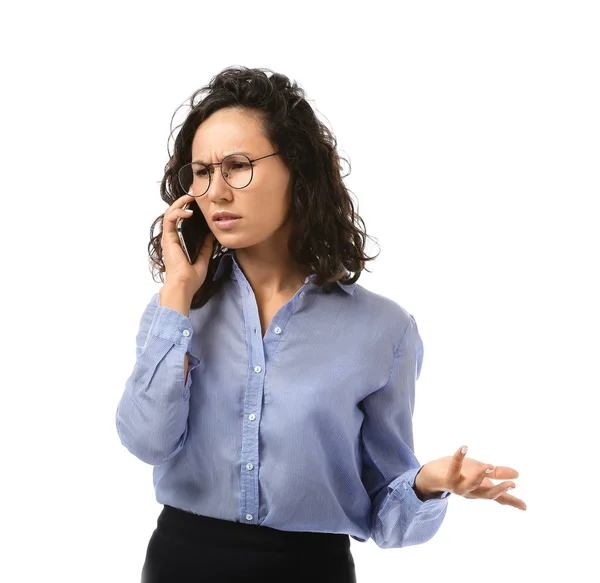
189, 107, 293, 251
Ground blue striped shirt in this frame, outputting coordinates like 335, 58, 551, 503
115, 249, 450, 549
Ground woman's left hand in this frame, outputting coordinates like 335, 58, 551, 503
415, 445, 527, 511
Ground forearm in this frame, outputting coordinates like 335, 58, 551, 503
116, 289, 199, 464
159, 283, 193, 316
159, 284, 194, 383
117, 345, 191, 464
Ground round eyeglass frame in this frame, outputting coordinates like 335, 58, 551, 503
178, 151, 280, 197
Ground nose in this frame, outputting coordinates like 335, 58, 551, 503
205, 166, 233, 201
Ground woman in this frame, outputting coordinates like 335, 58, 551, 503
115, 66, 526, 583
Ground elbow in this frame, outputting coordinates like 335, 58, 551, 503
115, 408, 188, 466
122, 442, 180, 466
117, 429, 187, 466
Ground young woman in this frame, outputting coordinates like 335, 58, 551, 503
115, 66, 526, 583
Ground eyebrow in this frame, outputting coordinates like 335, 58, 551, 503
191, 151, 253, 165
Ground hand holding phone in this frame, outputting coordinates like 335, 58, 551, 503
176, 201, 202, 264
161, 195, 215, 294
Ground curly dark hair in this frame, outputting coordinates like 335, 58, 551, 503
148, 65, 380, 309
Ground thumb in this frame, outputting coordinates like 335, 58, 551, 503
193, 232, 215, 267
199, 231, 215, 255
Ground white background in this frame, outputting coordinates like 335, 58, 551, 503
1, 1, 598, 581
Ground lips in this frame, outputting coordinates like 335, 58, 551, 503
213, 212, 241, 221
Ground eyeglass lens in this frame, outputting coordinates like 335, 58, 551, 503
178, 154, 253, 196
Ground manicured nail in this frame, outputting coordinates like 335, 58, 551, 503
184, 209, 193, 213
485, 468, 493, 473
461, 446, 468, 455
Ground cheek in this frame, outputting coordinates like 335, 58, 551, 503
254, 196, 289, 225
259, 182, 291, 213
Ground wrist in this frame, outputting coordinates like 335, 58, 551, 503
159, 284, 193, 317
413, 464, 446, 501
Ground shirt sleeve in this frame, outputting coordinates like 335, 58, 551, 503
115, 292, 202, 465
359, 314, 450, 549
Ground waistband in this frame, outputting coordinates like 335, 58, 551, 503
157, 505, 351, 555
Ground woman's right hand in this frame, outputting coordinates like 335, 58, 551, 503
161, 194, 215, 297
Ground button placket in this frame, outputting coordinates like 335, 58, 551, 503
237, 276, 268, 528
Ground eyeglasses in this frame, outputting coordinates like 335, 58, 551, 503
178, 152, 280, 197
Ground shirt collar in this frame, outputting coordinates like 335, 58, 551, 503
212, 249, 356, 296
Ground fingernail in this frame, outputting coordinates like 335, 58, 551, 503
461, 446, 468, 455
485, 468, 493, 474
506, 486, 514, 491
184, 209, 193, 213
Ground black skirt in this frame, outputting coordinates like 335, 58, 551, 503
141, 504, 357, 583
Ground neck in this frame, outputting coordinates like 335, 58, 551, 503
233, 248, 311, 299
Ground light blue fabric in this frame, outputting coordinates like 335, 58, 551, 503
116, 249, 450, 549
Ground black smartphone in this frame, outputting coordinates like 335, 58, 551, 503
176, 201, 208, 264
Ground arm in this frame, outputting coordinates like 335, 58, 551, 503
159, 285, 193, 384
360, 315, 450, 549
115, 287, 201, 465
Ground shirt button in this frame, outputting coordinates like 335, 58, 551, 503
299, 291, 305, 298
274, 326, 282, 334
254, 365, 262, 373
182, 329, 190, 336
246, 463, 254, 470
246, 514, 253, 521
403, 482, 408, 489
248, 414, 256, 421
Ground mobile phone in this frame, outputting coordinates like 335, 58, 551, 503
176, 201, 207, 264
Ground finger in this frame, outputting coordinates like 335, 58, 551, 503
463, 462, 495, 492
201, 231, 214, 249
480, 476, 496, 489
490, 481, 516, 500
171, 195, 197, 213
448, 446, 468, 480
478, 463, 496, 483
164, 195, 196, 221
195, 232, 215, 262
175, 193, 196, 205
494, 491, 527, 511
166, 194, 195, 210
163, 207, 196, 241
487, 466, 519, 479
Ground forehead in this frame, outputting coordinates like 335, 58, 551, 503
191, 108, 266, 158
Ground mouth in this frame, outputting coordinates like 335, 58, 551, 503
213, 213, 241, 221
213, 217, 241, 230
